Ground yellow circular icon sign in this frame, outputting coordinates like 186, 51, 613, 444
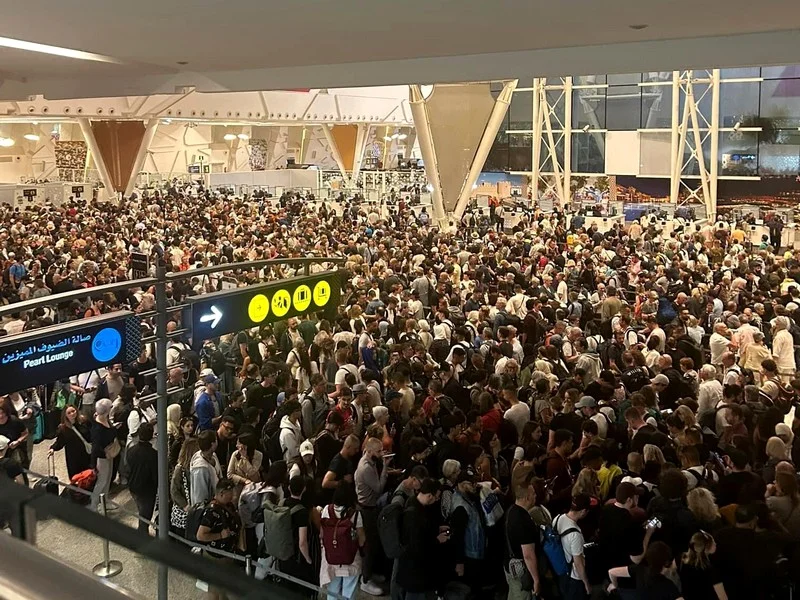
248, 294, 269, 323
313, 281, 331, 307
271, 289, 291, 318
293, 285, 312, 313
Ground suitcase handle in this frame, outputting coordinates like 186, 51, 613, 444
47, 453, 56, 478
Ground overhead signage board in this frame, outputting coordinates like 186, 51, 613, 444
72, 185, 84, 197
0, 312, 142, 395
189, 271, 340, 342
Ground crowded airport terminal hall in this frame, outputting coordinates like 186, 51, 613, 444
4, 4, 800, 600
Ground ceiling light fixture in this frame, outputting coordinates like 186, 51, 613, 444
23, 134, 40, 141
237, 133, 249, 140
398, 134, 408, 140
223, 133, 237, 141
383, 136, 392, 142
733, 121, 742, 131
0, 36, 122, 63
391, 133, 400, 139
582, 124, 591, 132
0, 138, 15, 147
628, 24, 649, 30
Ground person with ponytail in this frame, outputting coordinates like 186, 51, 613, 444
679, 531, 727, 600
607, 540, 684, 599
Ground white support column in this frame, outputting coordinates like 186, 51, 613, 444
562, 77, 573, 204
409, 85, 447, 228
541, 86, 564, 206
321, 124, 352, 189
123, 119, 158, 198
708, 69, 721, 222
532, 78, 541, 203
669, 71, 681, 203
351, 124, 370, 188
686, 82, 712, 214
77, 117, 117, 203
453, 80, 517, 220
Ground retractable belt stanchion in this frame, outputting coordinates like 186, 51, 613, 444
91, 494, 123, 578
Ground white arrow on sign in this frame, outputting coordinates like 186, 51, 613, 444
199, 305, 222, 329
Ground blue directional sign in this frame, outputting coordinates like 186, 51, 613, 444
0, 312, 141, 395
189, 271, 340, 342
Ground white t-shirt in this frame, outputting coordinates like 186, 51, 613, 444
71, 369, 106, 406
554, 513, 585, 580
504, 402, 530, 437
335, 364, 361, 387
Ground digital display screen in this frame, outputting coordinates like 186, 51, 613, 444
0, 312, 141, 395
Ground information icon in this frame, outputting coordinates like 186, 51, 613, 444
293, 285, 312, 313
248, 294, 269, 323
271, 289, 291, 317
313, 281, 331, 307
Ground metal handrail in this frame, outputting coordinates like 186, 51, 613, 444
0, 255, 346, 320
0, 534, 138, 600
0, 478, 299, 600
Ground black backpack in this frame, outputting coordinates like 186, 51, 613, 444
178, 345, 201, 371
622, 367, 650, 393
185, 502, 208, 542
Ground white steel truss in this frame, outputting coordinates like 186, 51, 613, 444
531, 77, 573, 208
670, 69, 720, 220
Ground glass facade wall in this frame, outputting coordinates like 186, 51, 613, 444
488, 66, 800, 178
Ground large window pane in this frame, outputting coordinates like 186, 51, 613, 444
641, 72, 672, 84
639, 132, 672, 176
538, 136, 565, 172
571, 132, 605, 173
509, 91, 533, 129
720, 82, 760, 127
721, 67, 761, 79
762, 66, 800, 79
719, 131, 758, 176
641, 83, 672, 128
508, 133, 532, 171
609, 73, 642, 85
575, 75, 606, 85
546, 90, 566, 127
572, 89, 606, 129
678, 83, 713, 128
606, 85, 642, 130
682, 137, 711, 177
759, 130, 800, 176
760, 79, 800, 128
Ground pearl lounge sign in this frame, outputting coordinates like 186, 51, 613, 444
0, 312, 141, 395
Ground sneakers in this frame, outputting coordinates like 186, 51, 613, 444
360, 581, 384, 596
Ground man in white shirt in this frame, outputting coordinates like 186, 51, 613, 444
644, 317, 666, 354
507, 285, 528, 319
554, 494, 592, 598
697, 364, 723, 422
772, 317, 796, 381
709, 322, 731, 369
502, 384, 530, 438
576, 396, 607, 439
71, 369, 106, 418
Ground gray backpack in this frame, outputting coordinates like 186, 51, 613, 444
263, 499, 304, 561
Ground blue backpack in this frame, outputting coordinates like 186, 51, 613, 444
541, 515, 581, 576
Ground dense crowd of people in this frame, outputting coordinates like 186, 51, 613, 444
2, 186, 800, 600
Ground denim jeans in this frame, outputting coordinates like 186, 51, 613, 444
327, 575, 359, 600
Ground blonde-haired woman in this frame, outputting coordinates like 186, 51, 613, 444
572, 467, 601, 499
687, 487, 723, 532
643, 444, 666, 467
762, 436, 788, 483
739, 330, 772, 384
679, 531, 728, 599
